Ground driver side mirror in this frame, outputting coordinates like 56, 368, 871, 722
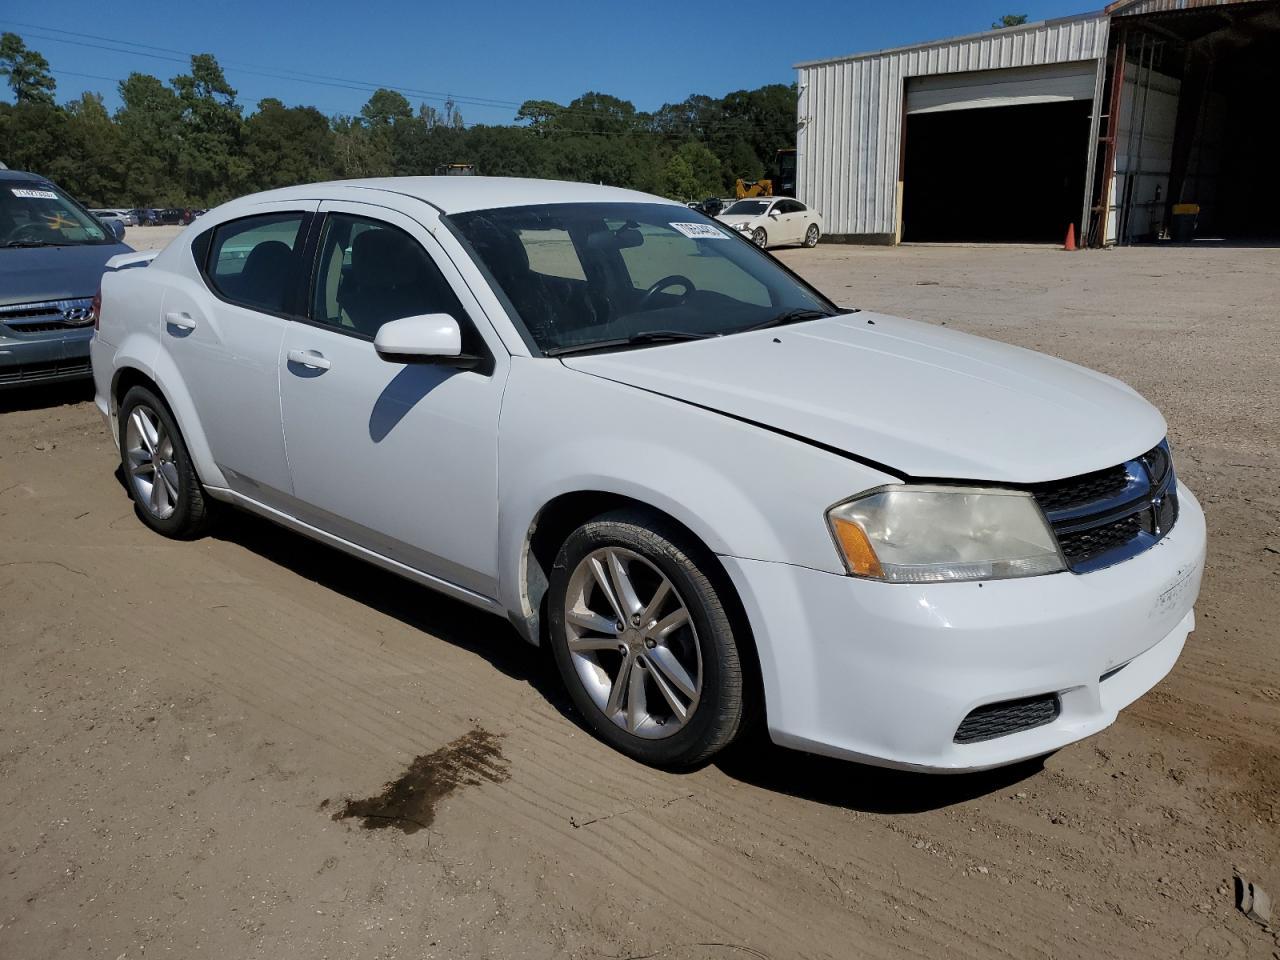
107, 219, 126, 241
374, 313, 480, 368
768, 208, 779, 217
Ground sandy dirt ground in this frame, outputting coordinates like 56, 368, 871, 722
2, 241, 1278, 960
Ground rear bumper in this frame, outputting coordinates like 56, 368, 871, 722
0, 328, 93, 390
722, 483, 1206, 772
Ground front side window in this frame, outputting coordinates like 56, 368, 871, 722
205, 213, 307, 315
447, 202, 835, 356
0, 180, 109, 247
310, 213, 468, 339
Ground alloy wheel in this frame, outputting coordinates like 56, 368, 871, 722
805, 224, 820, 247
125, 404, 180, 520
752, 227, 768, 248
563, 547, 702, 739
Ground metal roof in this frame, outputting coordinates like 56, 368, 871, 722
793, 11, 1106, 69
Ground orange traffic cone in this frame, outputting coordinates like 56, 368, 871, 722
1064, 223, 1077, 251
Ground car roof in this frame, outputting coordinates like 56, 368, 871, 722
219, 176, 680, 216
0, 170, 51, 183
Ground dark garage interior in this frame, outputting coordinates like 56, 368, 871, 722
902, 100, 1092, 243
1098, 0, 1280, 244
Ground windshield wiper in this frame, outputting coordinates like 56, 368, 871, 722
0, 239, 67, 248
546, 329, 716, 357
742, 307, 857, 332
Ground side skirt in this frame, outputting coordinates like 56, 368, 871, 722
204, 486, 506, 616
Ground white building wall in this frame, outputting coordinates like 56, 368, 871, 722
797, 14, 1110, 239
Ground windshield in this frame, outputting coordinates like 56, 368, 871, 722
447, 202, 835, 355
0, 181, 111, 246
723, 200, 771, 216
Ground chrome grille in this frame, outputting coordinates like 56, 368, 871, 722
1033, 440, 1178, 574
0, 298, 95, 334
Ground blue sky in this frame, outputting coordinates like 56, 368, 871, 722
3, 0, 1098, 120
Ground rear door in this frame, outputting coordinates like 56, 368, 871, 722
160, 202, 316, 506
277, 200, 509, 599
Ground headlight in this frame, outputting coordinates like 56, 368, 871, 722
826, 485, 1065, 583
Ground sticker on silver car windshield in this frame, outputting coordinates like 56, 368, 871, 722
11, 188, 59, 200
670, 222, 728, 239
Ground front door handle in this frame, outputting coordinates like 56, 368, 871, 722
164, 311, 197, 331
287, 348, 331, 371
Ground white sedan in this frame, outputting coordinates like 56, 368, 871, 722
717, 197, 822, 249
91, 176, 1203, 771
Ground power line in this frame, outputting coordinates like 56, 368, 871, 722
5, 18, 796, 137
4, 19, 527, 109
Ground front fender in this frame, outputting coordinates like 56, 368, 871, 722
495, 357, 894, 619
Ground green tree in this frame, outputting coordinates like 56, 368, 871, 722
244, 98, 335, 190
115, 72, 183, 204
171, 54, 248, 204
992, 14, 1029, 28
58, 92, 127, 204
659, 141, 723, 200
0, 100, 67, 174
0, 32, 56, 105
361, 88, 413, 126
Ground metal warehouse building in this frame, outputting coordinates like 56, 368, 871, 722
795, 0, 1280, 246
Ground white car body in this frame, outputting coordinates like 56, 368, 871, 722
717, 197, 823, 248
91, 177, 1204, 772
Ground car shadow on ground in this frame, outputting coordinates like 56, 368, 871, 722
0, 380, 94, 413
209, 507, 577, 721
714, 731, 1044, 814
201, 506, 1043, 815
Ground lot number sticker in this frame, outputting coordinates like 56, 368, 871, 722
11, 188, 59, 200
671, 222, 728, 240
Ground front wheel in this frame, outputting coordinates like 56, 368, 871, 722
547, 509, 747, 768
119, 385, 210, 539
751, 227, 768, 249
804, 223, 820, 247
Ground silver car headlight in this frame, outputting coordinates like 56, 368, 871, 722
826, 485, 1065, 583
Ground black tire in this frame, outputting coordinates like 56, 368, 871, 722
751, 227, 768, 249
547, 508, 746, 768
118, 385, 210, 539
804, 223, 820, 248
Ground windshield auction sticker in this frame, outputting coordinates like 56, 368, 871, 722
670, 222, 728, 239
11, 189, 59, 200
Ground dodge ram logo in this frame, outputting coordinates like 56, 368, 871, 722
62, 306, 92, 326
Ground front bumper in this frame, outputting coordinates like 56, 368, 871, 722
722, 482, 1206, 772
0, 327, 94, 390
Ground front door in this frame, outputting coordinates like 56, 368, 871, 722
277, 201, 509, 599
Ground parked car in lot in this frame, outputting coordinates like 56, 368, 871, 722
89, 209, 128, 231
717, 197, 822, 249
91, 177, 1204, 771
1, 170, 132, 388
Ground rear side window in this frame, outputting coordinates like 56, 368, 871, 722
202, 213, 308, 315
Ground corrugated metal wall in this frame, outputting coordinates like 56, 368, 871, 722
797, 15, 1110, 239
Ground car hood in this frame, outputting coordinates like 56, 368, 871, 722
0, 241, 133, 306
561, 312, 1167, 483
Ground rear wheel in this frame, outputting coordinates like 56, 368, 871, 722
751, 227, 768, 248
804, 223, 820, 247
547, 509, 747, 768
119, 385, 210, 539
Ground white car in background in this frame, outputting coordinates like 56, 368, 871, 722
717, 197, 822, 249
91, 177, 1203, 772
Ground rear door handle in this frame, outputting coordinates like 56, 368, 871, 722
287, 348, 331, 371
164, 311, 197, 331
